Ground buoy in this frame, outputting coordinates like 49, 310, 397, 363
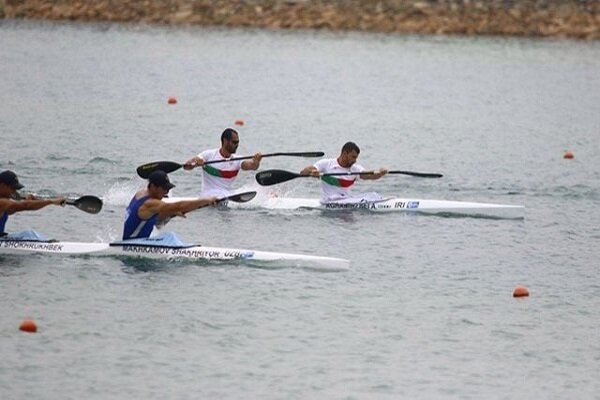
167, 96, 177, 105
234, 119, 244, 126
513, 286, 530, 298
19, 319, 38, 333
563, 151, 574, 159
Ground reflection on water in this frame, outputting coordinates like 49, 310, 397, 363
115, 255, 347, 273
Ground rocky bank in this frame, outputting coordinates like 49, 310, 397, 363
2, 0, 599, 39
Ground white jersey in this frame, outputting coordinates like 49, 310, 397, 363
313, 158, 365, 202
198, 148, 243, 197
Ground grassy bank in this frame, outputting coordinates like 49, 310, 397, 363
2, 0, 600, 39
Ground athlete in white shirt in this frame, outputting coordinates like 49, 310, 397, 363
183, 128, 262, 197
300, 142, 387, 203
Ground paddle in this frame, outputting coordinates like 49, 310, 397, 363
157, 191, 256, 228
136, 151, 325, 178
218, 191, 257, 203
65, 195, 104, 214
137, 161, 182, 178
167, 191, 257, 212
255, 169, 443, 186
14, 193, 103, 214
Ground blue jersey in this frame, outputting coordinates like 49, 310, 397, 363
122, 195, 158, 240
0, 211, 7, 234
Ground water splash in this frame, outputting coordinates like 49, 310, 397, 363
102, 179, 143, 207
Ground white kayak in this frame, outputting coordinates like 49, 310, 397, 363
0, 231, 349, 270
167, 195, 525, 219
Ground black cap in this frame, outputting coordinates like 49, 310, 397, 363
0, 170, 24, 190
148, 170, 175, 190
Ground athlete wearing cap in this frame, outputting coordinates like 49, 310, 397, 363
0, 170, 66, 236
183, 128, 262, 197
122, 170, 218, 240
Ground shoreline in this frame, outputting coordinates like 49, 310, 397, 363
2, 0, 600, 40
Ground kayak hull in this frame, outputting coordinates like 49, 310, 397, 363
0, 240, 108, 254
0, 239, 349, 270
167, 196, 525, 219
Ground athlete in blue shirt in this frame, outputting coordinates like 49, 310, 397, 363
122, 170, 217, 240
0, 170, 66, 236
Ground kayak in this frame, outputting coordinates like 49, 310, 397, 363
167, 195, 525, 219
0, 231, 349, 270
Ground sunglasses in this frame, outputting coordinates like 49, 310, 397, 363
230, 140, 239, 144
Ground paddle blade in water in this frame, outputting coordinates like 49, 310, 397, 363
136, 161, 182, 178
67, 196, 103, 214
225, 191, 257, 203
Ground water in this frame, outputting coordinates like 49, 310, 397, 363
1, 20, 600, 399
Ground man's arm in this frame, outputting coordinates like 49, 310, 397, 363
138, 197, 218, 221
360, 169, 388, 180
0, 197, 65, 215
183, 156, 205, 170
300, 165, 320, 177
241, 153, 262, 171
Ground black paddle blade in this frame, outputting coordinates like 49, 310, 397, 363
66, 195, 103, 214
255, 169, 302, 186
224, 191, 257, 203
136, 161, 182, 178
389, 170, 443, 178
303, 151, 324, 157
276, 151, 324, 158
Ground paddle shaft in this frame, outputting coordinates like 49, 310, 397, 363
255, 169, 442, 186
323, 170, 443, 178
137, 152, 324, 178
204, 151, 324, 165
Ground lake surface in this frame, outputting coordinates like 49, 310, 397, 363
1, 20, 599, 399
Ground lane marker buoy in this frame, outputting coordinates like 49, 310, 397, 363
513, 286, 530, 298
19, 319, 38, 333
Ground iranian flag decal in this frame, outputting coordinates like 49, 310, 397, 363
203, 165, 239, 179
321, 176, 354, 187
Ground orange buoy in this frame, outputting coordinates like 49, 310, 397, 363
167, 96, 177, 105
19, 319, 38, 333
234, 119, 244, 126
563, 151, 574, 159
513, 286, 530, 298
